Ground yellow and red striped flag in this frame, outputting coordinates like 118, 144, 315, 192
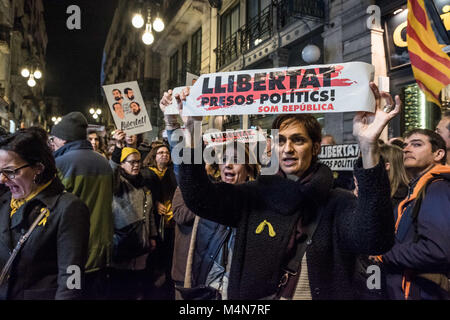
407, 0, 450, 106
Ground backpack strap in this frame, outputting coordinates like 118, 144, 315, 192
411, 174, 446, 243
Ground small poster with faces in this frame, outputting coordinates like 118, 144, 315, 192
102, 81, 152, 135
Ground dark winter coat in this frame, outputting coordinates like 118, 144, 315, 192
171, 187, 233, 287
0, 178, 90, 300
383, 166, 450, 300
109, 159, 158, 269
179, 158, 394, 300
54, 139, 114, 272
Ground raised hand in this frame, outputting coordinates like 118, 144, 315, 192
159, 90, 179, 130
174, 87, 203, 131
112, 129, 126, 148
353, 82, 402, 168
353, 82, 401, 145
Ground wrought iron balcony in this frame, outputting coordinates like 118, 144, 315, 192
240, 4, 273, 54
214, 0, 324, 70
277, 0, 325, 29
214, 32, 239, 71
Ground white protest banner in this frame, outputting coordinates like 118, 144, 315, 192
183, 62, 375, 116
318, 144, 360, 171
203, 129, 266, 146
102, 81, 152, 135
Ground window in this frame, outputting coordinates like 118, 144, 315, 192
191, 28, 202, 75
169, 51, 179, 85
220, 4, 240, 44
247, 0, 271, 21
181, 42, 188, 84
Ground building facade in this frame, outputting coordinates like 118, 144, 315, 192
102, 0, 162, 141
0, 0, 48, 132
118, 0, 449, 141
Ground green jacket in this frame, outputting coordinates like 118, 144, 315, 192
54, 140, 114, 272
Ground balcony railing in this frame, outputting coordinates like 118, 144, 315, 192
240, 5, 273, 54
215, 0, 324, 70
278, 0, 325, 29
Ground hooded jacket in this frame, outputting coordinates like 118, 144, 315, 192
179, 157, 394, 300
54, 140, 114, 272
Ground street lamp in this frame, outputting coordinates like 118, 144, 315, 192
21, 68, 30, 77
27, 75, 36, 87
89, 108, 102, 121
132, 5, 164, 45
132, 10, 145, 28
21, 66, 43, 87
52, 116, 62, 125
153, 14, 164, 32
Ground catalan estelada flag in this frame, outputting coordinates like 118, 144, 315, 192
407, 0, 450, 106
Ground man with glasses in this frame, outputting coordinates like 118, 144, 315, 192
380, 129, 450, 300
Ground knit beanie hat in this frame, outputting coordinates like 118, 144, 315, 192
51, 112, 88, 141
120, 147, 140, 163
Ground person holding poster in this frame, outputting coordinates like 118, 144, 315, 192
165, 82, 401, 300
103, 81, 152, 136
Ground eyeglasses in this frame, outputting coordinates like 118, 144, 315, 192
124, 160, 141, 166
0, 164, 31, 180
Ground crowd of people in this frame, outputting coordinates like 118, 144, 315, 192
0, 84, 448, 300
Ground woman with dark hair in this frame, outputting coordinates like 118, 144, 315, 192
87, 129, 107, 158
0, 128, 89, 300
172, 142, 260, 300
160, 83, 399, 300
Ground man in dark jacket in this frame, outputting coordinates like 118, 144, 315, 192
51, 112, 114, 299
381, 129, 450, 300
161, 83, 399, 300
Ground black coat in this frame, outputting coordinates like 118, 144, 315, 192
0, 178, 90, 300
179, 159, 395, 300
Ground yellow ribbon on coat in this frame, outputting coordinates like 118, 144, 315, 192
255, 220, 276, 237
37, 207, 51, 227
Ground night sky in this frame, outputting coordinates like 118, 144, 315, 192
43, 0, 117, 114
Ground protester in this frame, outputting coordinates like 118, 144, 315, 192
379, 144, 410, 207
142, 142, 177, 299
0, 128, 89, 299
88, 129, 107, 158
321, 134, 336, 146
171, 142, 260, 300
51, 112, 114, 299
435, 110, 450, 166
108, 146, 158, 300
380, 129, 450, 300
165, 82, 399, 300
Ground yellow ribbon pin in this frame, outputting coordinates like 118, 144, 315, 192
38, 208, 50, 227
255, 220, 276, 237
